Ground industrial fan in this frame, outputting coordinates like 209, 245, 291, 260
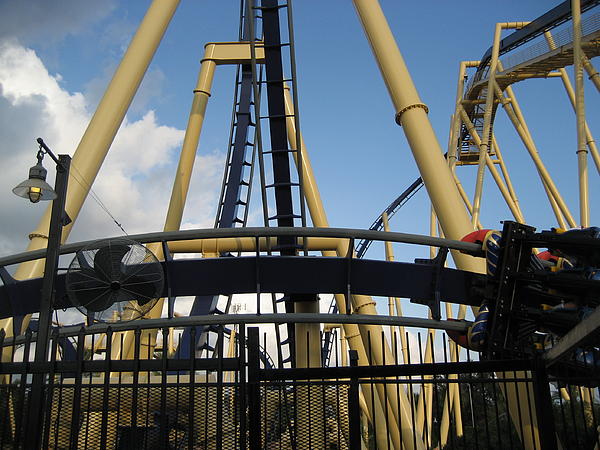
65, 238, 164, 323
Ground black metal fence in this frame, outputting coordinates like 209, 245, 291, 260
0, 323, 598, 449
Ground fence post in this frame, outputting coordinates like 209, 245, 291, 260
348, 349, 361, 450
532, 358, 558, 450
238, 324, 247, 449
248, 327, 261, 449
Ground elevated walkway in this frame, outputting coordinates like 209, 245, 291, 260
460, 8, 600, 161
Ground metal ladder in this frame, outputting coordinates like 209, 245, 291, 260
177, 6, 262, 360
247, 0, 310, 367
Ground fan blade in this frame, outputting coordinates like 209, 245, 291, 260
120, 262, 162, 284
77, 290, 115, 312
68, 268, 109, 291
94, 243, 130, 281
121, 275, 159, 306
76, 252, 93, 271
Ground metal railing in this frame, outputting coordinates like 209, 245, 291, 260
0, 226, 482, 269
2, 322, 597, 448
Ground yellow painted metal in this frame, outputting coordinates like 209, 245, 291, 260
163, 59, 215, 234
439, 307, 464, 446
382, 211, 421, 445
472, 23, 503, 227
573, 0, 590, 227
202, 42, 266, 66
496, 71, 568, 229
415, 207, 437, 445
452, 173, 484, 230
351, 0, 484, 275
111, 42, 267, 363
382, 213, 409, 365
350, 2, 546, 447
492, 136, 523, 215
0, 0, 180, 353
458, 107, 525, 223
545, 32, 600, 174
492, 79, 577, 227
470, 22, 528, 226
448, 61, 480, 171
340, 326, 347, 367
164, 42, 265, 234
349, 2, 490, 445
283, 87, 406, 450
167, 236, 340, 254
582, 54, 600, 93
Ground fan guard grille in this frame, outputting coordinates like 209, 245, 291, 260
65, 238, 164, 323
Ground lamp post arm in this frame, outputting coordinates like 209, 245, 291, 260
36, 137, 65, 170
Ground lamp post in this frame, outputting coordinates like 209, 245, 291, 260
13, 138, 70, 448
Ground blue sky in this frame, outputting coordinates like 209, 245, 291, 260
0, 1, 598, 324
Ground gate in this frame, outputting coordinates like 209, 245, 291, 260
1, 323, 599, 448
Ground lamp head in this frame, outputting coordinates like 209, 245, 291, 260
12, 151, 57, 203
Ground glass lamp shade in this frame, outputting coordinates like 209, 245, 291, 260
12, 162, 57, 203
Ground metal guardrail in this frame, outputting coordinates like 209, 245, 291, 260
465, 8, 600, 95
501, 12, 600, 73
0, 226, 482, 268
0, 313, 472, 347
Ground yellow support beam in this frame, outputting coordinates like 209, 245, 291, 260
1, 0, 181, 355
113, 41, 266, 363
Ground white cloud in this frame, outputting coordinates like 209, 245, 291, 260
0, 40, 224, 257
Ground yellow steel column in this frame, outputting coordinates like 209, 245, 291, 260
458, 107, 525, 223
492, 136, 523, 212
582, 55, 600, 93
382, 213, 409, 365
452, 61, 524, 223
164, 59, 216, 232
448, 61, 480, 170
415, 207, 438, 445
383, 214, 397, 319
351, 2, 544, 448
111, 57, 216, 363
492, 81, 576, 227
111, 42, 266, 362
283, 88, 405, 449
0, 0, 180, 343
573, 0, 590, 227
544, 32, 600, 174
471, 23, 502, 227
490, 62, 569, 227
470, 22, 527, 226
351, 0, 484, 274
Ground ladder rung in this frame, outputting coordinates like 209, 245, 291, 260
257, 78, 293, 85
252, 4, 287, 11
262, 42, 291, 49
265, 182, 300, 189
268, 213, 301, 220
232, 120, 256, 127
263, 148, 298, 155
259, 114, 295, 120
